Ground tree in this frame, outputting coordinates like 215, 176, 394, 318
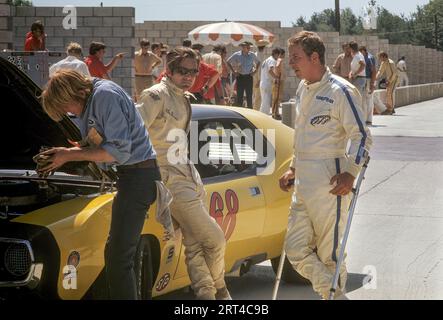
7, 0, 33, 6
375, 8, 411, 44
341, 8, 363, 35
410, 0, 443, 50
290, 0, 442, 51
293, 7, 363, 35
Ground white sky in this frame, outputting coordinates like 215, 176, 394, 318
34, 0, 431, 27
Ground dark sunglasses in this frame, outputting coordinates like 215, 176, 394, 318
174, 66, 199, 76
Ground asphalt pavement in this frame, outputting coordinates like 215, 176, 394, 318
161, 97, 443, 300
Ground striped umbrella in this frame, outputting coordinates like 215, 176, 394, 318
188, 21, 275, 47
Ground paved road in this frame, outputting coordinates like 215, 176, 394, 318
161, 98, 443, 300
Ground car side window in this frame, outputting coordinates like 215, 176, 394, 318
194, 118, 267, 179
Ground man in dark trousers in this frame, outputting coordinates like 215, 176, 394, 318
37, 69, 159, 300
227, 41, 260, 108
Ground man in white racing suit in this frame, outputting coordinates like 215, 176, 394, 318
137, 47, 230, 300
279, 31, 372, 300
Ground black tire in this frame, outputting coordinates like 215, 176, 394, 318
271, 255, 311, 285
134, 236, 154, 300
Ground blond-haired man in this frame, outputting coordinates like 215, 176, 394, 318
376, 51, 399, 114
38, 70, 159, 300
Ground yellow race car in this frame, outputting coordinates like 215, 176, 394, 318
0, 56, 305, 300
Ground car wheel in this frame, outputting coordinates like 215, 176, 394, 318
271, 255, 311, 285
134, 236, 154, 300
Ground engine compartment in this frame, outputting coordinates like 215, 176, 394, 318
0, 176, 110, 220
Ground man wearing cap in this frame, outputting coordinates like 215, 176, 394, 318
227, 41, 260, 108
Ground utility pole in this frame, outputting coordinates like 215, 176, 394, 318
335, 0, 341, 34
435, 14, 438, 48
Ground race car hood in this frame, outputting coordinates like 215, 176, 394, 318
0, 56, 107, 180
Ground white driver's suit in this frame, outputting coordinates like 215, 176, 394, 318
285, 68, 372, 299
137, 77, 227, 299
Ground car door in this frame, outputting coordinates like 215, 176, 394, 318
173, 117, 267, 279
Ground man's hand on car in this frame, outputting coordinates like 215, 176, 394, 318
279, 168, 295, 192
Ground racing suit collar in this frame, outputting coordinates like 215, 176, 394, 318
162, 76, 186, 95
304, 67, 331, 91
162, 76, 195, 100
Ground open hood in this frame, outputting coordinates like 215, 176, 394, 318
0, 57, 111, 180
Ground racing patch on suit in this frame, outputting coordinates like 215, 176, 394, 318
310, 115, 331, 126
316, 95, 335, 104
149, 91, 161, 101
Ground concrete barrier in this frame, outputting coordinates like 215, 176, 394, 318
394, 82, 443, 107
282, 82, 443, 127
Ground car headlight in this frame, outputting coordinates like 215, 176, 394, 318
4, 242, 32, 277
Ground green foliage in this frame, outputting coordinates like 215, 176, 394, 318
8, 0, 33, 6
291, 0, 443, 51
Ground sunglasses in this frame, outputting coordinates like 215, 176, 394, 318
174, 66, 199, 76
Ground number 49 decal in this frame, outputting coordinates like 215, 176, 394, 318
209, 190, 239, 241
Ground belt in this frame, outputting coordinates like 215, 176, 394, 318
237, 73, 252, 76
135, 74, 154, 77
119, 158, 158, 169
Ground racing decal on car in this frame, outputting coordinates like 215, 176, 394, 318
155, 273, 171, 292
209, 190, 239, 241
165, 246, 175, 264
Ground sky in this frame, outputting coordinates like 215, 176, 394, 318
34, 0, 431, 27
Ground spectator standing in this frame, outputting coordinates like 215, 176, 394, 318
203, 45, 225, 104
152, 43, 168, 81
376, 51, 399, 115
359, 46, 377, 125
348, 41, 366, 101
188, 43, 219, 104
397, 56, 409, 87
134, 39, 162, 101
24, 20, 46, 51
259, 48, 279, 115
227, 41, 260, 108
49, 42, 90, 78
253, 41, 267, 110
272, 48, 285, 120
332, 43, 352, 80
84, 41, 125, 80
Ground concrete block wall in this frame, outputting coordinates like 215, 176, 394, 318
10, 6, 135, 94
0, 0, 12, 50
136, 21, 443, 101
6, 10, 443, 100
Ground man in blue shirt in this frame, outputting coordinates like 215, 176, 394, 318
359, 46, 377, 125
227, 41, 260, 108
37, 69, 160, 300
